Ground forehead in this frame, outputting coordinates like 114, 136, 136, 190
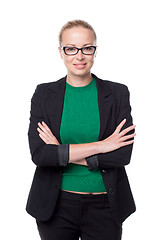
61, 27, 95, 46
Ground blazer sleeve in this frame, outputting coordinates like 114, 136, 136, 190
87, 84, 134, 170
28, 85, 69, 167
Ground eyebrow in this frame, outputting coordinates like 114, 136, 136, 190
64, 43, 94, 47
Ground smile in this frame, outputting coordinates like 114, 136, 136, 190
74, 63, 86, 69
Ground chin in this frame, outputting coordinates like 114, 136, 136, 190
71, 67, 92, 77
73, 71, 91, 78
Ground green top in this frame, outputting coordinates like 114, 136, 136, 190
60, 78, 106, 192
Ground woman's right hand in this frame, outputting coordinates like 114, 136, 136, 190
98, 119, 136, 154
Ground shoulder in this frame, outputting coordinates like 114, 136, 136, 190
36, 76, 66, 90
33, 76, 66, 95
92, 73, 129, 97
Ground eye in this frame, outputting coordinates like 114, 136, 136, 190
82, 46, 95, 55
84, 46, 92, 51
66, 47, 76, 52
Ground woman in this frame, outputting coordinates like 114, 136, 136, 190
26, 20, 136, 240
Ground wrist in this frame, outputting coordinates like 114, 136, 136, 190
95, 141, 103, 154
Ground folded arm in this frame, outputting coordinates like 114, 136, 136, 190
28, 85, 70, 167
37, 119, 135, 167
29, 84, 135, 169
29, 86, 92, 167
86, 84, 135, 169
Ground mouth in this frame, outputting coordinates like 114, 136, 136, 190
73, 63, 87, 69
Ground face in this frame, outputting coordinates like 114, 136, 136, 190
58, 27, 96, 79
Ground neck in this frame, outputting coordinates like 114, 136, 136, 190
66, 72, 92, 87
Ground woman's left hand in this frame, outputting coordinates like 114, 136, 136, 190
37, 121, 60, 145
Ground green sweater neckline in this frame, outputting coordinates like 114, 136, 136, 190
66, 78, 95, 90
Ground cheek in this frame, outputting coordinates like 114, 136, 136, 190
63, 56, 74, 66
88, 56, 95, 65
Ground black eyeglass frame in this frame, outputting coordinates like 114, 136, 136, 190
61, 46, 97, 55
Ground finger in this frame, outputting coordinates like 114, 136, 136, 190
37, 126, 50, 139
38, 122, 53, 138
38, 122, 46, 132
37, 127, 41, 133
42, 121, 52, 133
120, 132, 136, 142
120, 139, 134, 147
37, 127, 54, 143
119, 124, 136, 137
115, 119, 126, 133
37, 127, 47, 138
37, 127, 46, 137
37, 126, 60, 145
37, 126, 47, 136
38, 122, 55, 139
39, 132, 49, 144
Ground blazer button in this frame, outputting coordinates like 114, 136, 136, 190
109, 188, 114, 195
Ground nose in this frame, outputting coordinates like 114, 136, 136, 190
76, 49, 84, 60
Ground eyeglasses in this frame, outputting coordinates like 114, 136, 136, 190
61, 46, 96, 55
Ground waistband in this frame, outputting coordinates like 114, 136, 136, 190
59, 190, 108, 201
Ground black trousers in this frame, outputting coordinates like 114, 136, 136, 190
36, 190, 122, 240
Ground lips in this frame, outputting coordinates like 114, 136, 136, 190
74, 63, 87, 69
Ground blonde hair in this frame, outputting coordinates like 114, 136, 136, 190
58, 19, 97, 46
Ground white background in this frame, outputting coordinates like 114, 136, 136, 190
0, 0, 160, 239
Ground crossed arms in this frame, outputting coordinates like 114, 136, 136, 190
28, 83, 135, 169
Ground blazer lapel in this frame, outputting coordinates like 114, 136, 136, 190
47, 76, 67, 144
93, 74, 113, 140
46, 74, 113, 144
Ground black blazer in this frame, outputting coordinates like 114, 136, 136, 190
26, 74, 136, 223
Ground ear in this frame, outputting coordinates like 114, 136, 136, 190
58, 47, 63, 59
